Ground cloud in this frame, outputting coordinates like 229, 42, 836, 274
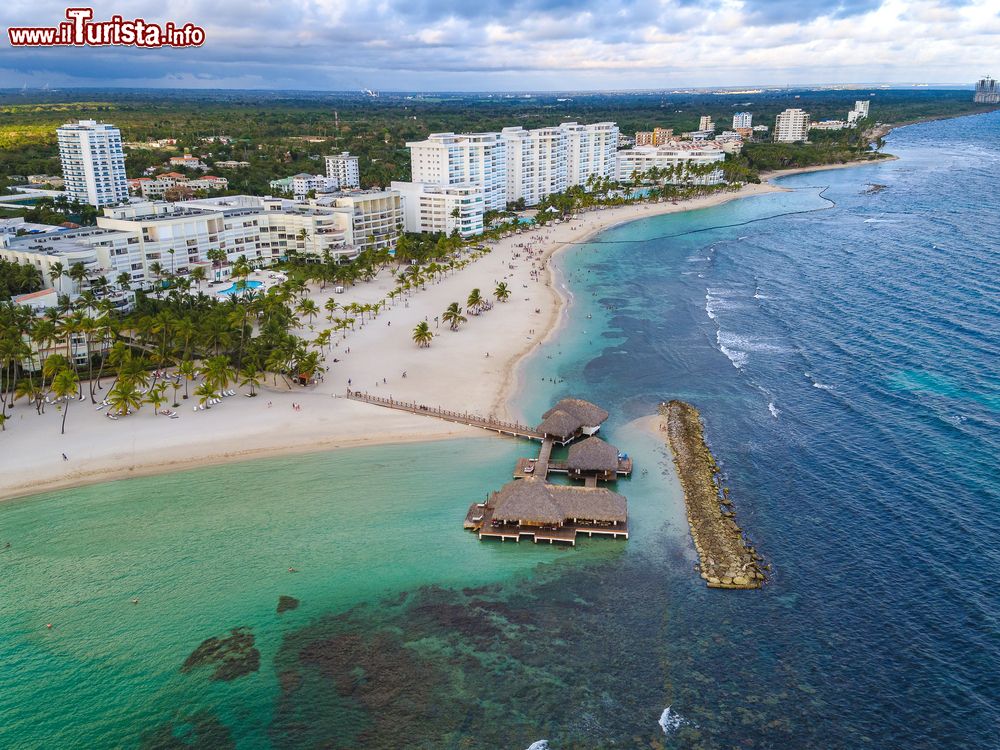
0, 0, 997, 89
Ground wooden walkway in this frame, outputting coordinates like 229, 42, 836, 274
513, 455, 633, 480
346, 390, 545, 440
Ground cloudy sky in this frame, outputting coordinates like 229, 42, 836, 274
1, 0, 997, 90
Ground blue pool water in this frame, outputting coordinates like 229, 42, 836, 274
217, 280, 263, 295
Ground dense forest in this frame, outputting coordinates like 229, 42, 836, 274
0, 87, 992, 194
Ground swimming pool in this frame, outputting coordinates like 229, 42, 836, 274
216, 280, 263, 295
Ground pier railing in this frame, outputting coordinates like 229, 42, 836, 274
345, 389, 545, 440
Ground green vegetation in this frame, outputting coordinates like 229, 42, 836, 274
0, 88, 992, 195
0, 259, 42, 301
0, 274, 328, 431
741, 125, 890, 173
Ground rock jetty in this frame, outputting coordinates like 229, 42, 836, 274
660, 400, 766, 589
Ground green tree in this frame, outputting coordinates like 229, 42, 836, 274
441, 302, 467, 331
51, 368, 80, 433
412, 320, 433, 348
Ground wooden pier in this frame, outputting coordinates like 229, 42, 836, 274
348, 390, 635, 549
513, 454, 633, 480
345, 390, 545, 440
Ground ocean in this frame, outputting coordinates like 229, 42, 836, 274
2, 111, 998, 749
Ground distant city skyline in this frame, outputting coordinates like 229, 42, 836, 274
1, 0, 998, 90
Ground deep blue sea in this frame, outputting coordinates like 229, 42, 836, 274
1, 112, 997, 749
518, 110, 1000, 747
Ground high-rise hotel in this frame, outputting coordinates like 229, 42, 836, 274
974, 76, 999, 104
57, 120, 129, 207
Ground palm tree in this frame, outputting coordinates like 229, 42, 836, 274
296, 298, 320, 328
178, 358, 196, 400
69, 262, 88, 295
441, 302, 467, 331
324, 297, 340, 323
145, 382, 168, 416
467, 288, 484, 314
108, 380, 143, 417
51, 368, 79, 435
494, 282, 511, 302
412, 320, 433, 348
193, 381, 219, 409
239, 364, 263, 397
49, 261, 65, 295
200, 355, 236, 394
190, 265, 207, 290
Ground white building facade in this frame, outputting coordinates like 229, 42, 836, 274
774, 109, 811, 142
559, 121, 619, 188
0, 192, 404, 295
615, 142, 726, 185
733, 112, 753, 129
57, 120, 129, 207
325, 152, 361, 189
391, 181, 484, 237
407, 133, 507, 212
500, 126, 568, 206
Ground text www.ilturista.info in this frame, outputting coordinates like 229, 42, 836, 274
8, 8, 205, 48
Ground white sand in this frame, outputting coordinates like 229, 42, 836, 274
1, 179, 795, 501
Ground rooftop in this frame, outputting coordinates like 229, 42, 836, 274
491, 478, 627, 526
566, 437, 620, 473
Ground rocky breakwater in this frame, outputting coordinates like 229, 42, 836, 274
660, 400, 766, 589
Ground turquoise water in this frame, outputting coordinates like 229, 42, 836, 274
3, 112, 999, 748
1, 432, 678, 748
217, 280, 263, 295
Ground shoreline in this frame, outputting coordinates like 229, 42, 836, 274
0, 160, 889, 504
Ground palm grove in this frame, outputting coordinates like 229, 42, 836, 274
0, 265, 326, 433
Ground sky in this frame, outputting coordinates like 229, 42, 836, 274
1, 0, 998, 90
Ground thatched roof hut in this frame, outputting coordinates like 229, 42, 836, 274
535, 409, 584, 441
566, 437, 620, 473
543, 398, 609, 429
491, 478, 627, 526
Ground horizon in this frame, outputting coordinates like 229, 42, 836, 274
0, 82, 985, 96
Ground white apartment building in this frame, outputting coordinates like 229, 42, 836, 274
774, 109, 810, 142
699, 116, 715, 132
847, 100, 871, 126
811, 120, 847, 131
168, 154, 209, 171
407, 132, 507, 212
559, 121, 619, 188
325, 152, 361, 189
57, 120, 129, 207
0, 193, 398, 296
270, 173, 340, 200
215, 160, 250, 169
615, 141, 726, 185
392, 181, 484, 237
500, 126, 568, 206
325, 190, 403, 253
733, 112, 753, 129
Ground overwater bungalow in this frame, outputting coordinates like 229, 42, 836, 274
535, 398, 609, 444
466, 478, 628, 545
566, 436, 628, 482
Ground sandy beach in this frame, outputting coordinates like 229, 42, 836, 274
0, 165, 877, 502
